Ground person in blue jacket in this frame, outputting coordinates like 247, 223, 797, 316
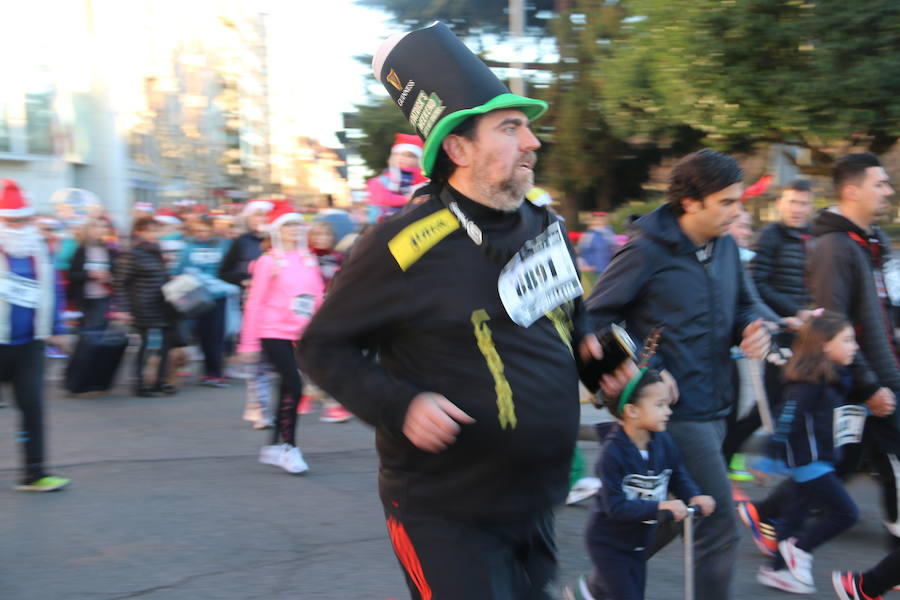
580, 368, 715, 600
757, 311, 861, 595
176, 215, 231, 386
0, 179, 71, 492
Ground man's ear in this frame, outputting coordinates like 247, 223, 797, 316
442, 135, 471, 169
682, 197, 702, 214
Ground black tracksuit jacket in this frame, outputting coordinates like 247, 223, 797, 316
298, 186, 590, 522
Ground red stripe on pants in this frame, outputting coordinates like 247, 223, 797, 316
387, 516, 432, 600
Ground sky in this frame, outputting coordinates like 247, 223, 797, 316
265, 0, 402, 148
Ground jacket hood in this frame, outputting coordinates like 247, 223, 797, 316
811, 207, 869, 238
634, 204, 697, 254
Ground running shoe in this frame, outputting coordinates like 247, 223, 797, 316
780, 537, 814, 587
44, 345, 68, 359
15, 475, 71, 492
252, 416, 273, 430
832, 571, 883, 600
728, 453, 754, 482
320, 406, 353, 423
575, 575, 599, 600
738, 500, 778, 556
242, 404, 262, 423
259, 444, 309, 474
757, 566, 815, 594
566, 477, 602, 505
200, 377, 230, 388
297, 395, 314, 414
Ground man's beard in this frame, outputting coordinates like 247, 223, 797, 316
0, 225, 42, 258
472, 152, 536, 212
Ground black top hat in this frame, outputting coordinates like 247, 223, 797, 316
372, 21, 548, 177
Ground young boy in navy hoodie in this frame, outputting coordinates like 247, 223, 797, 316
579, 368, 715, 600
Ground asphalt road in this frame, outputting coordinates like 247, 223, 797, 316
0, 361, 893, 599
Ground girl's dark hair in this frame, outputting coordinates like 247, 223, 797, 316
131, 216, 158, 237
784, 311, 852, 383
667, 149, 744, 216
604, 368, 664, 417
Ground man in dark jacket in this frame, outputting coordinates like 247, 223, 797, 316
585, 149, 772, 600
807, 152, 900, 540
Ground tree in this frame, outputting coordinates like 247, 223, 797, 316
356, 0, 557, 40
348, 95, 417, 175
539, 0, 681, 224
604, 0, 900, 162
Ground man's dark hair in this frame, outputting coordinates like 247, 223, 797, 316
786, 179, 812, 193
833, 152, 881, 196
429, 115, 481, 187
666, 149, 744, 216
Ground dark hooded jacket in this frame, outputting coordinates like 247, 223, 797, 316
808, 208, 900, 405
585, 203, 763, 422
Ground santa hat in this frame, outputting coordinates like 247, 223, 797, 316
154, 209, 182, 225
391, 133, 423, 159
241, 199, 275, 217
0, 179, 33, 217
267, 200, 302, 231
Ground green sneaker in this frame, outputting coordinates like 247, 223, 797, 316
15, 475, 71, 492
728, 454, 754, 482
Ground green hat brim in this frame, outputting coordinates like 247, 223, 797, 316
421, 93, 548, 177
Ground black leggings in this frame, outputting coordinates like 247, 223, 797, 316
861, 547, 900, 596
261, 338, 303, 447
0, 341, 46, 482
135, 327, 174, 390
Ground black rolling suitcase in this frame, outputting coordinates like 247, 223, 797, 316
64, 327, 129, 394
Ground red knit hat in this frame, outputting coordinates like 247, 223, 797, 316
267, 200, 302, 231
0, 179, 33, 217
392, 133, 423, 158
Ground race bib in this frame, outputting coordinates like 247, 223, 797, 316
190, 249, 222, 265
292, 294, 315, 318
497, 221, 582, 327
623, 470, 671, 502
833, 404, 867, 447
0, 272, 41, 309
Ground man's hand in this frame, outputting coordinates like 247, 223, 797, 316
659, 369, 680, 405
578, 333, 602, 364
600, 360, 639, 400
689, 495, 716, 517
740, 319, 772, 360
659, 499, 688, 522
782, 316, 804, 332
46, 335, 71, 354
403, 392, 476, 453
867, 387, 897, 417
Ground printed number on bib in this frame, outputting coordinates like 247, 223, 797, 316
497, 221, 582, 327
833, 404, 867, 447
292, 294, 315, 318
622, 470, 671, 503
0, 272, 41, 309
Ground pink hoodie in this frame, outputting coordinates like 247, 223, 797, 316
238, 248, 325, 353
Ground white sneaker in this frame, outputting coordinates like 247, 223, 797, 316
779, 537, 814, 586
757, 566, 815, 594
243, 406, 262, 423
566, 477, 602, 505
258, 444, 282, 466
278, 445, 309, 474
252, 416, 273, 430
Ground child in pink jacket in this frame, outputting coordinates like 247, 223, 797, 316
239, 202, 324, 474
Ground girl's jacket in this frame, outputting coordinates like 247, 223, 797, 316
238, 248, 324, 353
587, 422, 701, 552
773, 372, 860, 472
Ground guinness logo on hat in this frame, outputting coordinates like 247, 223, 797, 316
372, 21, 548, 177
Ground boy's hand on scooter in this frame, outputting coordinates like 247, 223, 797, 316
689, 495, 716, 516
